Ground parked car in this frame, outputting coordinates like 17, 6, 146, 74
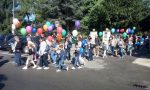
0, 35, 27, 53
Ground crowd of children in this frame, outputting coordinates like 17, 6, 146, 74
13, 32, 150, 72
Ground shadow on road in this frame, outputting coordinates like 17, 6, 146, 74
0, 60, 9, 67
0, 56, 4, 59
0, 74, 7, 90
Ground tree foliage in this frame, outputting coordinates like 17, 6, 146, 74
0, 0, 150, 34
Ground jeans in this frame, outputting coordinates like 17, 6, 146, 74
39, 53, 48, 67
58, 56, 67, 70
50, 51, 57, 63
88, 48, 93, 61
119, 47, 123, 58
14, 52, 24, 66
74, 54, 80, 67
65, 49, 71, 60
111, 46, 115, 56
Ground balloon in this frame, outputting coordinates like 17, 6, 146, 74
26, 26, 32, 33
62, 29, 67, 37
55, 21, 60, 28
120, 29, 124, 33
57, 34, 62, 42
127, 28, 131, 34
48, 25, 53, 31
131, 30, 134, 34
48, 36, 53, 41
32, 28, 36, 33
117, 29, 120, 33
111, 28, 115, 33
43, 24, 48, 31
79, 47, 84, 54
123, 32, 127, 38
57, 27, 63, 34
20, 28, 27, 35
13, 18, 19, 25
72, 30, 78, 37
75, 20, 80, 29
16, 22, 21, 29
98, 32, 103, 37
46, 21, 51, 26
37, 28, 43, 35
133, 27, 136, 30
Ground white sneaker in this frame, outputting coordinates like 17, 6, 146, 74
37, 67, 42, 70
66, 67, 69, 71
52, 62, 56, 64
56, 69, 61, 72
43, 67, 49, 70
71, 67, 76, 70
32, 65, 37, 68
22, 66, 28, 70
78, 66, 82, 69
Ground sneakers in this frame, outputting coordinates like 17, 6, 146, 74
32, 65, 37, 68
71, 67, 76, 70
66, 67, 69, 71
77, 66, 82, 69
43, 67, 49, 70
36, 67, 42, 70
22, 66, 28, 70
56, 69, 61, 72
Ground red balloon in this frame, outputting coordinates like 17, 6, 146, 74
37, 28, 43, 35
120, 29, 124, 33
48, 36, 53, 41
57, 27, 63, 34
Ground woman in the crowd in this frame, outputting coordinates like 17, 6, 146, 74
118, 38, 124, 59
56, 44, 69, 72
14, 36, 24, 66
127, 38, 134, 56
71, 43, 82, 69
94, 35, 100, 57
88, 36, 94, 61
64, 37, 70, 60
37, 37, 49, 70
50, 39, 57, 64
22, 42, 37, 70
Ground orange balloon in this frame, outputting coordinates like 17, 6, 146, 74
43, 24, 48, 31
57, 34, 62, 42
16, 22, 21, 29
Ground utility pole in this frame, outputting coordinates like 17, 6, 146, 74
12, 0, 15, 35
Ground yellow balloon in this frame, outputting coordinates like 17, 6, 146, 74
43, 24, 48, 31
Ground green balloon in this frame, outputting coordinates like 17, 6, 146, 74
122, 32, 127, 38
62, 29, 67, 37
20, 28, 27, 35
46, 21, 51, 26
133, 27, 136, 30
98, 32, 103, 37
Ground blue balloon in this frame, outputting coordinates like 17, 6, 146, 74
79, 48, 84, 54
32, 28, 36, 33
131, 30, 134, 34
111, 28, 115, 33
141, 38, 144, 42
128, 28, 131, 34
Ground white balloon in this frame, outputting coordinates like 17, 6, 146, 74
13, 18, 19, 25
72, 30, 78, 37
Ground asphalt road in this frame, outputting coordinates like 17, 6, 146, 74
0, 50, 150, 90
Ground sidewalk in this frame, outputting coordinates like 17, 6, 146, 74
133, 57, 150, 68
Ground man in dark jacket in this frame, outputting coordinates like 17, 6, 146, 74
14, 36, 24, 66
